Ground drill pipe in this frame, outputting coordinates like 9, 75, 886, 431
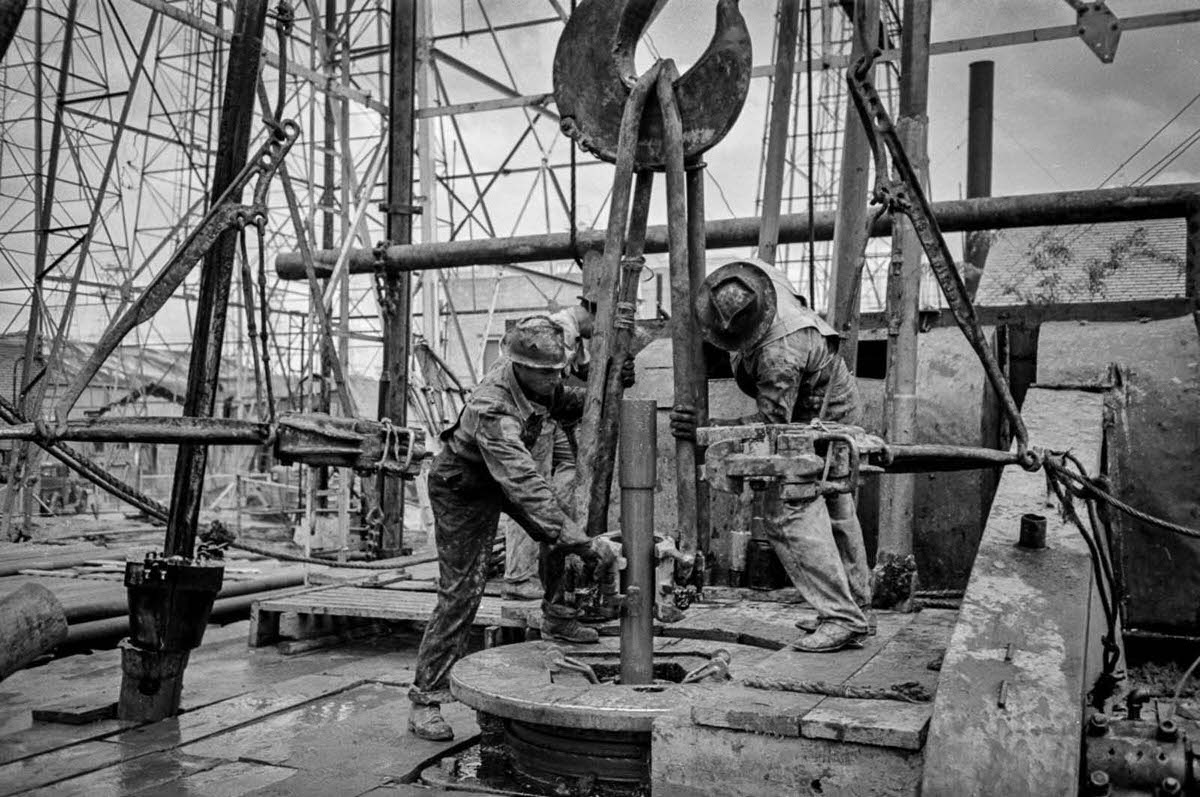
619, 399, 657, 685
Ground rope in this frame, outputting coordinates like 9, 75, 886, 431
1047, 455, 1200, 540
742, 675, 933, 703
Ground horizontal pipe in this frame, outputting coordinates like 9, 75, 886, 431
881, 443, 1023, 472
65, 571, 305, 623
0, 417, 270, 445
276, 183, 1200, 278
63, 587, 298, 647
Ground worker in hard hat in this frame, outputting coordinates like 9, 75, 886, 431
409, 316, 602, 742
669, 259, 872, 653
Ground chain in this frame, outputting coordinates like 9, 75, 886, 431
256, 220, 276, 424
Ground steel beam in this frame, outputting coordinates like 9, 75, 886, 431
376, 0, 417, 557
276, 183, 1200, 279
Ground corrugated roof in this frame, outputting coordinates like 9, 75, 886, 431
972, 217, 1186, 306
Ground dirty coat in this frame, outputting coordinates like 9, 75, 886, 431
410, 360, 585, 706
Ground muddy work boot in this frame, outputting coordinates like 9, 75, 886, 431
541, 615, 600, 644
408, 703, 454, 741
791, 622, 867, 653
796, 609, 875, 636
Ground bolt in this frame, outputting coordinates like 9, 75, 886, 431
1088, 712, 1110, 736
1158, 718, 1179, 742
1087, 770, 1110, 796
1159, 777, 1183, 797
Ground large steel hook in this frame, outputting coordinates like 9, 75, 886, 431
553, 0, 752, 169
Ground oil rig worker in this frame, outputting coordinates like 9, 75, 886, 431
669, 259, 873, 653
409, 316, 603, 742
501, 284, 600, 601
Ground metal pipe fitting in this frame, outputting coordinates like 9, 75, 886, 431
619, 399, 657, 685
1018, 513, 1047, 550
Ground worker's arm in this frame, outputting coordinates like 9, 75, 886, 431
670, 330, 825, 439
475, 410, 575, 545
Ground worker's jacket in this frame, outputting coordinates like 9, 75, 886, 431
441, 359, 585, 544
731, 265, 859, 425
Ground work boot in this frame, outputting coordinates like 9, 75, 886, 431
796, 609, 875, 635
791, 622, 867, 653
408, 704, 453, 741
502, 579, 544, 601
541, 616, 600, 644
655, 602, 686, 624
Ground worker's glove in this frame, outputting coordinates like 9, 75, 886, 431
669, 404, 698, 442
620, 358, 636, 388
553, 517, 591, 551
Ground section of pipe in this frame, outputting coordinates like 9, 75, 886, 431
757, 0, 801, 266
619, 399, 656, 686
877, 0, 931, 564
376, 0, 418, 558
963, 60, 995, 300
826, 0, 879, 373
275, 183, 1200, 279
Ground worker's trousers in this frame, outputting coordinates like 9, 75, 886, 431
409, 450, 575, 706
766, 489, 871, 634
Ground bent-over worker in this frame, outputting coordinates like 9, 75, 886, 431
408, 317, 602, 741
670, 259, 872, 653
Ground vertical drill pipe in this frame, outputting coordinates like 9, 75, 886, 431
659, 63, 698, 575
164, 0, 266, 557
620, 398, 657, 685
687, 162, 710, 566
963, 60, 994, 300
877, 0, 930, 563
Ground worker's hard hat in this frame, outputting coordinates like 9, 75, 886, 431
694, 259, 777, 351
503, 315, 569, 370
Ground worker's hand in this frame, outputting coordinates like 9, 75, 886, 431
620, 358, 636, 388
554, 517, 591, 550
669, 404, 698, 442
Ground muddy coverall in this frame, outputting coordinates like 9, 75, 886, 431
730, 270, 870, 634
409, 360, 585, 706
503, 425, 576, 586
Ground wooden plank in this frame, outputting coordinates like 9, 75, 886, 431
841, 608, 956, 693
801, 699, 931, 751
109, 674, 366, 756
0, 740, 139, 796
142, 759, 296, 795
921, 389, 1105, 797
17, 752, 225, 797
182, 685, 479, 782
31, 699, 117, 725
0, 721, 127, 767
691, 688, 822, 737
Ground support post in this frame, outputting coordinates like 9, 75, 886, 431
757, 0, 801, 266
877, 0, 931, 571
619, 399, 656, 686
962, 60, 995, 300
687, 163, 711, 567
1187, 197, 1200, 341
826, 0, 879, 373
377, 0, 418, 557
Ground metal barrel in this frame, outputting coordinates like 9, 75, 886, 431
619, 399, 657, 685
